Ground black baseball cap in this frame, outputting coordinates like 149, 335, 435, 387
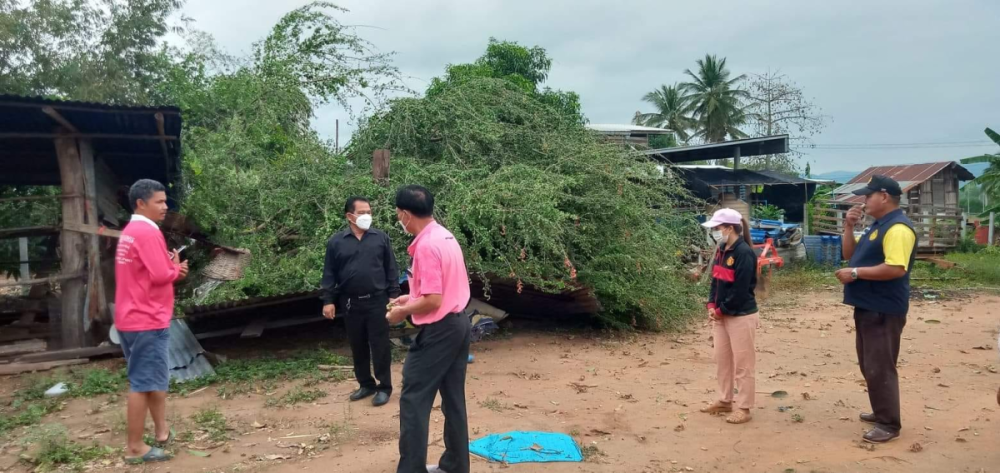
852, 174, 903, 197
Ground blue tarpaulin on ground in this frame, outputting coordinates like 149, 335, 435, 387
469, 431, 583, 464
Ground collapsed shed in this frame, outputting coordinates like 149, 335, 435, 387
0, 95, 181, 353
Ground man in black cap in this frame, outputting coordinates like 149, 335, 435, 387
834, 174, 917, 443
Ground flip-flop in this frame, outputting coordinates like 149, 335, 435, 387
125, 446, 172, 464
725, 410, 753, 424
153, 428, 175, 447
699, 402, 733, 414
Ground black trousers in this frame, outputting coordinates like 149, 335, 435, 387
342, 293, 392, 394
854, 308, 907, 433
397, 313, 471, 473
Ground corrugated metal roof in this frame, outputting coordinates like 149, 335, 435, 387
833, 161, 974, 204
846, 162, 974, 185
0, 94, 182, 187
586, 124, 674, 134
184, 290, 322, 316
641, 135, 790, 164
168, 319, 215, 382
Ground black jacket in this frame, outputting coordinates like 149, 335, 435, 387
708, 238, 758, 316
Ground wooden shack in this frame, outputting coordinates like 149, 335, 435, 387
0, 95, 182, 351
814, 162, 974, 252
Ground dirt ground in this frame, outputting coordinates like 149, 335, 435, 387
2, 288, 999, 473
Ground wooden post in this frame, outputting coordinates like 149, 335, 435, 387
961, 213, 968, 240
55, 133, 87, 349
373, 149, 391, 184
79, 140, 107, 331
990, 212, 996, 246
19, 237, 29, 296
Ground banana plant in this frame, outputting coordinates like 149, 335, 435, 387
960, 127, 1000, 215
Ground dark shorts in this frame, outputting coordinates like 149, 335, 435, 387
119, 328, 170, 393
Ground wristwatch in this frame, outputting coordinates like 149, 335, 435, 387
850, 268, 858, 281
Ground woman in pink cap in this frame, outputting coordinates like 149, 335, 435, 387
698, 208, 759, 424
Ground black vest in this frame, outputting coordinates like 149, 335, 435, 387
843, 208, 917, 315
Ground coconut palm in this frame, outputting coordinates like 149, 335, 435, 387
680, 54, 750, 143
634, 84, 693, 142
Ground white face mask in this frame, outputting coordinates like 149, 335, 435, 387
352, 214, 372, 231
711, 230, 724, 242
398, 212, 412, 235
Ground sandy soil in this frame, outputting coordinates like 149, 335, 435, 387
1, 289, 998, 473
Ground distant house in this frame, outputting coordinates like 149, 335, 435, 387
819, 161, 975, 253
585, 124, 675, 148
832, 162, 974, 207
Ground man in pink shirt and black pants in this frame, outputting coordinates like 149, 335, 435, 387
114, 179, 188, 464
386, 185, 471, 473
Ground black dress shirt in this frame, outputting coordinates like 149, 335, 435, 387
320, 228, 401, 305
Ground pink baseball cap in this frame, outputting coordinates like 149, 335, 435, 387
701, 208, 743, 228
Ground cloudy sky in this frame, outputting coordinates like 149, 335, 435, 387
178, 0, 999, 174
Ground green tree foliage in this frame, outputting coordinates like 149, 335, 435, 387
960, 127, 1000, 214
680, 54, 749, 143
426, 38, 584, 124
0, 0, 183, 104
350, 78, 701, 328
634, 84, 692, 142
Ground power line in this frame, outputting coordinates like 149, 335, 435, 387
794, 140, 996, 150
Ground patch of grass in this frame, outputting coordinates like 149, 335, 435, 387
264, 387, 328, 408
792, 413, 805, 423
478, 398, 510, 413
70, 368, 127, 397
391, 345, 407, 363
21, 425, 118, 472
770, 262, 834, 294
191, 407, 230, 443
580, 444, 604, 462
945, 251, 1000, 286
171, 348, 351, 397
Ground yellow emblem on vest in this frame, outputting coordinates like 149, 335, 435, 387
726, 256, 735, 266
869, 229, 879, 241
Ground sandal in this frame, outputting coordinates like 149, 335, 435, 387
725, 409, 752, 424
153, 428, 175, 448
699, 401, 733, 414
125, 446, 172, 464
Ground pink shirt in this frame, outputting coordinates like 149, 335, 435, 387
407, 221, 470, 325
114, 215, 179, 331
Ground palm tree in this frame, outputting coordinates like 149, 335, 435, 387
680, 54, 749, 143
960, 127, 1000, 213
634, 84, 693, 142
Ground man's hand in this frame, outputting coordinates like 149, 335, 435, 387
845, 205, 864, 227
177, 261, 189, 281
322, 304, 336, 320
835, 268, 855, 285
170, 249, 181, 265
388, 295, 410, 308
708, 309, 721, 322
386, 306, 408, 325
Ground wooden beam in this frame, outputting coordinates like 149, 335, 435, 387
0, 133, 178, 141
0, 101, 180, 115
13, 345, 121, 364
0, 339, 46, 357
41, 106, 79, 133
62, 222, 122, 239
154, 112, 173, 180
0, 194, 80, 204
0, 226, 60, 239
0, 359, 88, 376
56, 133, 88, 349
0, 272, 85, 288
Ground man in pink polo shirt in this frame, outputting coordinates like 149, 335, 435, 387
386, 185, 471, 473
114, 179, 188, 464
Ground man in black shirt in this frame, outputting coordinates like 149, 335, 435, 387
322, 196, 401, 407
